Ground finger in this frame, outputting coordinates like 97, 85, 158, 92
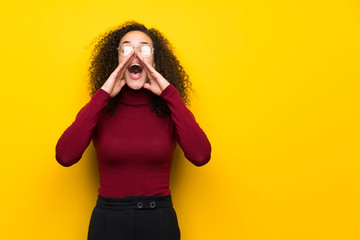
116, 51, 135, 78
112, 54, 133, 81
135, 51, 158, 75
117, 50, 135, 73
120, 49, 135, 65
141, 61, 159, 82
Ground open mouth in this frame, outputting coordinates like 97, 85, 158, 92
128, 63, 143, 80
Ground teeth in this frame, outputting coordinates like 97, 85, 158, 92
131, 63, 140, 67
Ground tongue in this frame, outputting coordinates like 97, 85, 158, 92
128, 64, 143, 80
129, 70, 142, 80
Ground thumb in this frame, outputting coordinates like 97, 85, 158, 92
120, 79, 126, 88
143, 83, 151, 91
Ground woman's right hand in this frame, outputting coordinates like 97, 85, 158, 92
100, 50, 134, 97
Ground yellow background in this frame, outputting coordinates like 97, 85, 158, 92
1, 0, 359, 239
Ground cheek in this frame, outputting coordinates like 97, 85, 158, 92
144, 57, 154, 66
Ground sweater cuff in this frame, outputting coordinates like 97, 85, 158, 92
93, 88, 111, 101
160, 84, 179, 100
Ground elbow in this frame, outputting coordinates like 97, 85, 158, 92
192, 154, 211, 167
55, 132, 84, 167
188, 146, 212, 167
55, 144, 79, 167
185, 142, 211, 167
55, 153, 78, 167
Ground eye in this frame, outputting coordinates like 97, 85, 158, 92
123, 46, 133, 56
120, 45, 133, 56
140, 45, 151, 56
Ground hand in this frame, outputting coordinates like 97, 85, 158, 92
101, 50, 135, 97
135, 50, 170, 96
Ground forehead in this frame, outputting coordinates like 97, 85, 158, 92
119, 31, 153, 45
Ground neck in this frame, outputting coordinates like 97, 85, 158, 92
118, 84, 152, 106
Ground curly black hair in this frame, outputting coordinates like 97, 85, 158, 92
87, 20, 192, 117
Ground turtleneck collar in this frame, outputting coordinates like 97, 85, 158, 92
118, 84, 153, 106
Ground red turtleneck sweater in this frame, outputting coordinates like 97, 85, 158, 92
55, 84, 211, 198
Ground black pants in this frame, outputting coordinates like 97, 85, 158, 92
87, 194, 181, 240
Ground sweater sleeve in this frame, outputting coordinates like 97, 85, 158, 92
55, 88, 111, 167
160, 84, 211, 166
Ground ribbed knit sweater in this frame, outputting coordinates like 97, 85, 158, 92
55, 84, 211, 198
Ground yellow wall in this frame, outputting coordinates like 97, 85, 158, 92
1, 0, 359, 239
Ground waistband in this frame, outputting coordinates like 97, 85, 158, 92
96, 194, 173, 210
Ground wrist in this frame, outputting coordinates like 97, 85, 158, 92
101, 86, 109, 93
161, 82, 170, 92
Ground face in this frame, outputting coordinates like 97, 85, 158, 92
118, 31, 155, 90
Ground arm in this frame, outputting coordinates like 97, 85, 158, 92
56, 50, 133, 167
160, 84, 212, 166
134, 51, 211, 166
55, 88, 111, 167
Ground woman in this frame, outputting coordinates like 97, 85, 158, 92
55, 21, 211, 240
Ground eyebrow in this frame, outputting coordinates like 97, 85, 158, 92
121, 40, 149, 44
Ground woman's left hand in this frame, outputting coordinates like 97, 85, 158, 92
135, 50, 170, 96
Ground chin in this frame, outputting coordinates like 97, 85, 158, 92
125, 70, 149, 90
125, 77, 147, 90
126, 82, 145, 90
